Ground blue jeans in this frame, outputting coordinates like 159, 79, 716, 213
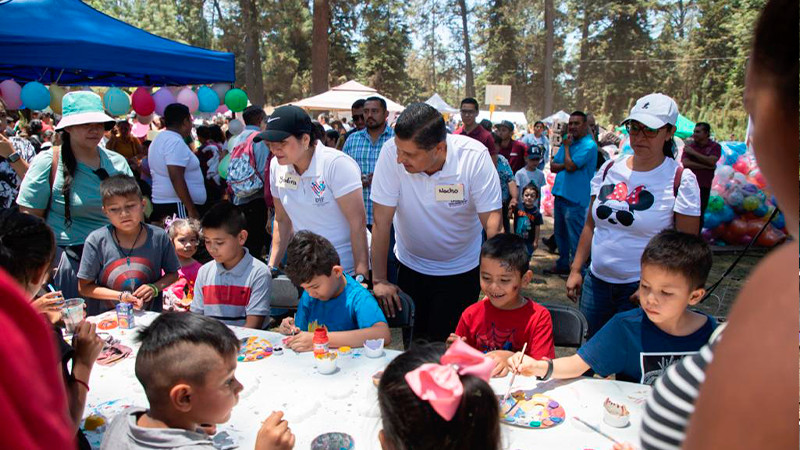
579, 271, 639, 339
553, 196, 588, 271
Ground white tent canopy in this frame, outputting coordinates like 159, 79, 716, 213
453, 110, 528, 128
542, 110, 569, 126
285, 80, 405, 112
425, 93, 459, 114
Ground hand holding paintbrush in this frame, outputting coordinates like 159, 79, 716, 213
501, 342, 528, 405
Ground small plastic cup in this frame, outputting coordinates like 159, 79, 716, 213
62, 298, 85, 333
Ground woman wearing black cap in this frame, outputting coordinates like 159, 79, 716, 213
259, 105, 370, 282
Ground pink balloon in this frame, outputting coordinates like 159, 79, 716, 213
732, 158, 750, 174
132, 87, 155, 116
176, 88, 199, 113
215, 104, 229, 114
152, 88, 176, 116
0, 79, 23, 110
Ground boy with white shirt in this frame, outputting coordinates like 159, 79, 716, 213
370, 103, 503, 342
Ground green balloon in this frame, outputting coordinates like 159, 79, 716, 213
219, 153, 230, 180
707, 195, 724, 213
224, 88, 248, 112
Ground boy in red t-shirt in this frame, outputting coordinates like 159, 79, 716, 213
447, 233, 555, 377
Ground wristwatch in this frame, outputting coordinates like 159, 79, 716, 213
355, 274, 366, 284
6, 152, 20, 163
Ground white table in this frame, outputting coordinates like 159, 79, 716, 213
83, 312, 651, 449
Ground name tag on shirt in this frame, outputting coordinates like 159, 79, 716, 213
435, 183, 465, 202
277, 173, 300, 190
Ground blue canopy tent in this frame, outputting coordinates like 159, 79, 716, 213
0, 0, 235, 86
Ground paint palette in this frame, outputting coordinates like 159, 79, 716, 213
97, 318, 118, 330
499, 391, 566, 429
310, 432, 354, 450
237, 336, 273, 362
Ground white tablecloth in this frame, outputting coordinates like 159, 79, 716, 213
83, 312, 651, 449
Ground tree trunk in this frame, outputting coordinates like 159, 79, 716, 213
430, 1, 436, 91
457, 0, 475, 98
543, 0, 555, 115
312, 0, 330, 95
575, 0, 590, 109
239, 0, 265, 106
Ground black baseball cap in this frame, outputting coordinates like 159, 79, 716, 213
527, 145, 544, 160
253, 105, 314, 143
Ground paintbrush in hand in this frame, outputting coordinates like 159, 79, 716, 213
501, 342, 528, 406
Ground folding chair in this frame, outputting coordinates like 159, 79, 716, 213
385, 292, 416, 350
541, 303, 588, 348
270, 275, 301, 310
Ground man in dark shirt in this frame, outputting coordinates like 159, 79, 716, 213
681, 122, 721, 227
455, 97, 497, 155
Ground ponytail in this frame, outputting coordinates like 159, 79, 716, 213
60, 131, 78, 226
0, 210, 55, 287
662, 124, 676, 159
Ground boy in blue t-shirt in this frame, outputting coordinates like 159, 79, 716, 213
278, 231, 390, 352
509, 230, 718, 385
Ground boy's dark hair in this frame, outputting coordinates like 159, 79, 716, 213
394, 103, 447, 151
480, 233, 530, 277
521, 183, 540, 199
242, 105, 266, 126
325, 129, 340, 142
696, 122, 711, 134
201, 201, 246, 236
378, 342, 500, 450
364, 96, 387, 111
100, 174, 143, 203
641, 229, 713, 289
0, 209, 55, 287
284, 231, 340, 285
135, 312, 240, 408
351, 99, 366, 109
163, 103, 191, 129
460, 97, 479, 110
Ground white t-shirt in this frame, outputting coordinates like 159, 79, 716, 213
270, 142, 365, 274
148, 130, 207, 205
371, 134, 502, 276
589, 156, 701, 283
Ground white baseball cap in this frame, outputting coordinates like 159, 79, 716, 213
622, 93, 679, 129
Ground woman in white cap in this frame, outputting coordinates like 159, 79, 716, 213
259, 105, 370, 282
17, 91, 133, 299
565, 93, 701, 339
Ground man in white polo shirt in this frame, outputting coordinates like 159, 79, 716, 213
371, 103, 503, 342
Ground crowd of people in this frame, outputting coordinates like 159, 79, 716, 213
0, 0, 795, 447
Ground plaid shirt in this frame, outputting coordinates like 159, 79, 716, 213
342, 125, 395, 224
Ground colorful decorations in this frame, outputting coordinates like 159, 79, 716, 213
49, 84, 67, 114
499, 391, 566, 429
0, 79, 23, 110
20, 81, 50, 110
131, 87, 155, 116
197, 86, 220, 113
152, 87, 175, 116
211, 82, 230, 105
103, 87, 130, 116
176, 87, 199, 113
224, 88, 248, 112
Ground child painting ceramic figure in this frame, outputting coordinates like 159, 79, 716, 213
163, 217, 202, 311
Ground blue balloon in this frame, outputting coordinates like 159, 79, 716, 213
197, 86, 220, 113
103, 88, 130, 116
20, 82, 50, 111
703, 212, 721, 230
719, 204, 735, 223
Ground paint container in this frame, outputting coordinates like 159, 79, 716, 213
116, 302, 135, 329
273, 347, 284, 355
317, 352, 338, 375
364, 338, 385, 358
313, 327, 329, 356
62, 298, 85, 333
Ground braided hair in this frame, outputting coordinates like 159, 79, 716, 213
0, 209, 56, 288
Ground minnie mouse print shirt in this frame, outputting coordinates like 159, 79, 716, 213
589, 156, 700, 284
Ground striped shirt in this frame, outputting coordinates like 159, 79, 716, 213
191, 248, 271, 326
342, 125, 395, 224
640, 324, 725, 450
